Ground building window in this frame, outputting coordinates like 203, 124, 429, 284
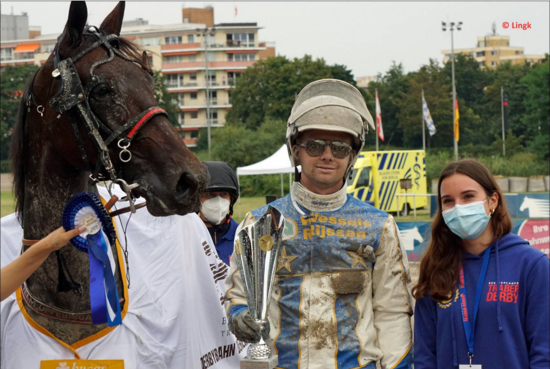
1, 48, 13, 61
178, 112, 185, 126
164, 55, 184, 63
206, 33, 216, 47
187, 34, 195, 43
228, 72, 242, 86
190, 111, 198, 119
491, 61, 497, 66
189, 73, 197, 82
165, 74, 183, 88
208, 91, 217, 103
491, 51, 496, 56
43, 44, 55, 53
206, 51, 216, 62
208, 111, 218, 123
189, 54, 197, 62
476, 51, 485, 57
478, 41, 485, 47
141, 37, 160, 46
228, 53, 256, 61
147, 55, 153, 66
226, 32, 256, 47
190, 130, 199, 138
206, 70, 217, 85
176, 93, 184, 105
190, 92, 198, 100
165, 36, 182, 45
469, 52, 474, 57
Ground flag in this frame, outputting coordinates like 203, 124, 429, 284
375, 91, 384, 141
503, 92, 509, 131
454, 99, 460, 142
422, 95, 436, 136
234, 6, 238, 16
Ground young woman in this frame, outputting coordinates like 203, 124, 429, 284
413, 159, 549, 369
1, 226, 85, 301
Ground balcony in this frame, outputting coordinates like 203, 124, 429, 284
162, 61, 254, 71
226, 40, 256, 48
161, 43, 201, 51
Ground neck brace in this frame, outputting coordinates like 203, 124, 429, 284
291, 181, 348, 216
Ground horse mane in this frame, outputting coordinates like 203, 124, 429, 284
9, 33, 150, 223
9, 76, 34, 223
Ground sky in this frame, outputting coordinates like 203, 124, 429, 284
1, 2, 548, 78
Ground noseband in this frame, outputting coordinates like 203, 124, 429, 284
27, 27, 166, 212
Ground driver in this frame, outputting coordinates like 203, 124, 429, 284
224, 79, 413, 369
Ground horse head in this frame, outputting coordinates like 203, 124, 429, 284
23, 1, 208, 217
519, 197, 531, 212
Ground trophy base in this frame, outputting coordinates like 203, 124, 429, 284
240, 355, 278, 369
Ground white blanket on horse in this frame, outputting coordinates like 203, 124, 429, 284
1, 186, 245, 369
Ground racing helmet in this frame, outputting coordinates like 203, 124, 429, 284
202, 161, 239, 216
286, 79, 375, 178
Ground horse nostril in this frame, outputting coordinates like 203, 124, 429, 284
175, 173, 197, 199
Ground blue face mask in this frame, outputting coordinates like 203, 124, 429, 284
442, 199, 491, 240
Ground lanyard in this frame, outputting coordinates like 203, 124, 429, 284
458, 246, 491, 365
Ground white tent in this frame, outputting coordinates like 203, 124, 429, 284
236, 144, 296, 201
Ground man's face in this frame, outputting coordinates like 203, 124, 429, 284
292, 129, 354, 195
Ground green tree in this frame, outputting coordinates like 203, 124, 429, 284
1, 64, 40, 160
210, 118, 286, 169
364, 62, 411, 149
152, 70, 180, 128
481, 62, 531, 144
226, 55, 334, 130
520, 59, 549, 159
396, 59, 454, 148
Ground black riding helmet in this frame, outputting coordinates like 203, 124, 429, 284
202, 161, 239, 217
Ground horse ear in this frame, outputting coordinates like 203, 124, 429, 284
141, 51, 153, 75
99, 1, 125, 36
58, 1, 88, 56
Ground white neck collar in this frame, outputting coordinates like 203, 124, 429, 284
290, 181, 348, 215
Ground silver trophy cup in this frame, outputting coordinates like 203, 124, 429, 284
234, 206, 285, 369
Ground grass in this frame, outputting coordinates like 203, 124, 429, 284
1, 191, 15, 218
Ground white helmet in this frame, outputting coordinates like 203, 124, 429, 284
286, 79, 375, 177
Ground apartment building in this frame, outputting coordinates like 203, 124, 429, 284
1, 7, 276, 147
442, 34, 546, 68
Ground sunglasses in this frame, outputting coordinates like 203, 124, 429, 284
298, 139, 353, 159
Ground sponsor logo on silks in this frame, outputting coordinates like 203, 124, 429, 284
437, 288, 459, 309
486, 282, 520, 303
40, 360, 124, 369
283, 218, 299, 240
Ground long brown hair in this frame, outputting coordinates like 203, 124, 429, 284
412, 159, 512, 301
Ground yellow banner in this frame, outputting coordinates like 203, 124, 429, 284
40, 360, 124, 369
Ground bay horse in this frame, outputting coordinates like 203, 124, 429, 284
7, 1, 208, 346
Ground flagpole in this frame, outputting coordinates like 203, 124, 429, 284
422, 90, 426, 151
501, 86, 506, 157
451, 29, 458, 161
375, 89, 379, 152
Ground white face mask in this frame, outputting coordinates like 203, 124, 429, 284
201, 196, 231, 225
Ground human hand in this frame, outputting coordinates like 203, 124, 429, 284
40, 226, 86, 252
229, 310, 270, 343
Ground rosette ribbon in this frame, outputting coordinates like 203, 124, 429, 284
63, 192, 122, 327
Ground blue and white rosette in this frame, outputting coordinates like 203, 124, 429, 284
62, 192, 122, 327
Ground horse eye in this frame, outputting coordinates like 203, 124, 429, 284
94, 86, 111, 96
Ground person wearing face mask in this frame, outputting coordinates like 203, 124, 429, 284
224, 79, 413, 369
200, 161, 239, 265
413, 159, 550, 369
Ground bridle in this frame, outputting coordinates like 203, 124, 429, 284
27, 26, 166, 213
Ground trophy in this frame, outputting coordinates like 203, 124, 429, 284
234, 206, 285, 369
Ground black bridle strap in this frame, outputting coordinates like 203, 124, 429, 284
104, 107, 167, 146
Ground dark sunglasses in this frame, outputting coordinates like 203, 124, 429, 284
298, 139, 353, 159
